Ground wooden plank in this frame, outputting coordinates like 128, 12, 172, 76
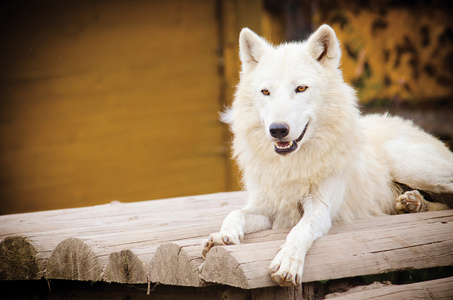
0, 192, 247, 238
46, 237, 106, 281
0, 191, 245, 221
200, 241, 279, 289
200, 210, 453, 289
329, 208, 453, 234
0, 234, 70, 280
326, 276, 453, 299
242, 208, 453, 244
148, 238, 205, 287
103, 248, 152, 284
0, 236, 41, 280
1, 225, 212, 282
0, 192, 246, 281
1, 191, 452, 288
14, 223, 219, 282
304, 220, 453, 281
47, 238, 154, 283
149, 208, 427, 287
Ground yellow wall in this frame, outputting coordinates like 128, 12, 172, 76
0, 0, 230, 214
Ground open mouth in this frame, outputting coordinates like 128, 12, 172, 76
274, 122, 309, 155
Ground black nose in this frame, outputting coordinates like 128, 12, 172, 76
269, 123, 289, 139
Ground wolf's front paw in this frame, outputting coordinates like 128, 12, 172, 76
396, 190, 425, 214
268, 247, 303, 287
201, 232, 243, 258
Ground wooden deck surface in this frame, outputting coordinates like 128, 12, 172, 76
1, 191, 452, 298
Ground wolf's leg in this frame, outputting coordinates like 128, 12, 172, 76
202, 207, 271, 258
268, 174, 341, 287
382, 128, 453, 196
268, 198, 331, 286
396, 190, 450, 214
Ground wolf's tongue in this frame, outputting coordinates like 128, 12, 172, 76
277, 141, 290, 147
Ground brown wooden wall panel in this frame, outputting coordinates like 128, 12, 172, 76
0, 0, 229, 214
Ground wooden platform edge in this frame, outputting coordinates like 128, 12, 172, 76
325, 276, 453, 299
0, 236, 41, 280
200, 210, 453, 289
46, 238, 105, 281
1, 196, 452, 293
103, 249, 148, 284
148, 239, 205, 287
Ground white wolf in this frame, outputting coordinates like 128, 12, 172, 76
202, 24, 453, 287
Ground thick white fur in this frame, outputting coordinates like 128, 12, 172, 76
203, 25, 453, 286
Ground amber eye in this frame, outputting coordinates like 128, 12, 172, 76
296, 85, 308, 93
261, 89, 270, 96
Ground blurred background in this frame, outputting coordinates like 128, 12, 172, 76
1, 0, 452, 214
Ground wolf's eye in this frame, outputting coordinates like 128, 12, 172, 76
261, 89, 270, 96
296, 85, 308, 93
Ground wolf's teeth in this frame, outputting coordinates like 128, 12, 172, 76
275, 141, 293, 149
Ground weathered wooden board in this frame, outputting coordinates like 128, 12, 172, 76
326, 276, 453, 300
200, 210, 453, 289
149, 238, 205, 286
0, 192, 246, 281
0, 192, 247, 238
1, 191, 452, 292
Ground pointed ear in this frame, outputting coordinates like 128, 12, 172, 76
307, 24, 341, 69
239, 28, 270, 71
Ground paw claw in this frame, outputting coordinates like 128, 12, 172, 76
201, 249, 208, 258
201, 232, 242, 258
269, 249, 303, 287
283, 272, 291, 280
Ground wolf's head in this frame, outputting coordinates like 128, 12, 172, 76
225, 24, 357, 160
